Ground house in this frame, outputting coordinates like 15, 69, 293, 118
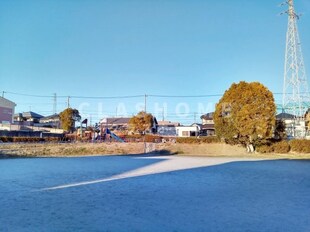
100, 116, 158, 134
200, 112, 215, 136
201, 112, 214, 124
276, 112, 307, 138
157, 121, 180, 136
0, 97, 16, 123
14, 111, 44, 124
100, 117, 131, 132
37, 114, 61, 128
191, 123, 203, 132
176, 125, 200, 137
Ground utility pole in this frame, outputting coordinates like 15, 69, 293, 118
144, 94, 147, 112
281, 0, 310, 137
162, 108, 165, 121
67, 96, 70, 108
143, 94, 148, 154
53, 93, 57, 115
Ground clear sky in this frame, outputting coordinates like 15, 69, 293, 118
1, 0, 310, 125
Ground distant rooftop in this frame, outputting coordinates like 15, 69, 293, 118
14, 111, 44, 119
276, 112, 295, 120
100, 117, 131, 125
157, 121, 180, 127
201, 112, 214, 120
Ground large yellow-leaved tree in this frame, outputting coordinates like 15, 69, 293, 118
214, 81, 276, 152
129, 111, 154, 135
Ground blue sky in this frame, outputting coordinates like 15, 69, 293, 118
1, 0, 309, 124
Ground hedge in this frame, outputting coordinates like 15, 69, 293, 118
257, 139, 310, 153
272, 141, 291, 153
0, 136, 62, 143
176, 136, 220, 144
289, 140, 310, 153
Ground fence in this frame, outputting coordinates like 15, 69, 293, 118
0, 130, 64, 139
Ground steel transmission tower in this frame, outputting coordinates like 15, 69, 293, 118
282, 0, 310, 117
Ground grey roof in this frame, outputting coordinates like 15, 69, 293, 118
276, 112, 295, 120
22, 111, 44, 119
101, 117, 131, 125
201, 112, 214, 120
40, 114, 60, 120
101, 116, 158, 125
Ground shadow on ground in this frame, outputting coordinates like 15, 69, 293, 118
0, 157, 310, 232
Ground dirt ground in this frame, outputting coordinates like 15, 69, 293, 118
1, 142, 310, 159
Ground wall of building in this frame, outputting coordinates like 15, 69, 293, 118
0, 98, 16, 123
0, 123, 64, 134
0, 106, 14, 123
176, 126, 199, 137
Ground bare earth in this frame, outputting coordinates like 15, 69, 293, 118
1, 142, 310, 159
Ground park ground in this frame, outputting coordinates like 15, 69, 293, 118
0, 155, 310, 231
1, 142, 310, 159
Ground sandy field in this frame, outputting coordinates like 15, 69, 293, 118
1, 142, 310, 159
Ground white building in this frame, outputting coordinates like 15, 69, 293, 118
176, 126, 200, 137
276, 112, 308, 139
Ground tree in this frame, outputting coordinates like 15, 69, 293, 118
274, 119, 287, 140
214, 81, 276, 152
129, 111, 154, 135
305, 109, 310, 130
59, 108, 81, 132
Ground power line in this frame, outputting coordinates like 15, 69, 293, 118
4, 91, 146, 99
5, 90, 310, 100
148, 94, 222, 98
4, 91, 56, 98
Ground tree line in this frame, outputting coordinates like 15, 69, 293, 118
58, 81, 310, 153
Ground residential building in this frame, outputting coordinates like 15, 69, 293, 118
200, 112, 215, 136
100, 117, 131, 132
100, 116, 158, 134
14, 111, 44, 124
176, 125, 200, 137
276, 112, 307, 138
37, 114, 61, 128
157, 120, 180, 136
0, 97, 16, 123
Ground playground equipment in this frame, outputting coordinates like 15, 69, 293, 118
106, 129, 125, 143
